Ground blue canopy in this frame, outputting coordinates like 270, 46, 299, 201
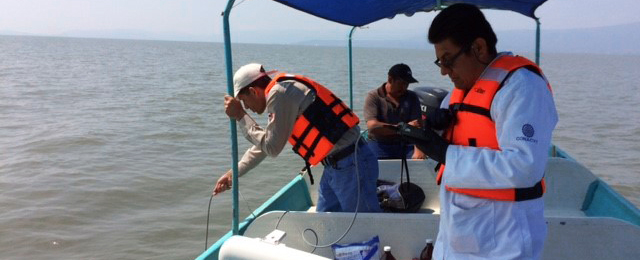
273, 0, 547, 26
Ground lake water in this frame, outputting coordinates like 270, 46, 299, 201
0, 35, 638, 260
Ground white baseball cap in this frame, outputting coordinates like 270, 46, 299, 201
233, 63, 278, 97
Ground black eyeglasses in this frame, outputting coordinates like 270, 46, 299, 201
434, 45, 470, 69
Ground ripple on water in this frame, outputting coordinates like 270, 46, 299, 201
0, 37, 638, 260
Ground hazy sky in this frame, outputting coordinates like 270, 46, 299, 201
0, 0, 638, 42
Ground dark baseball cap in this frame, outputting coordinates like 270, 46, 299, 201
388, 63, 418, 83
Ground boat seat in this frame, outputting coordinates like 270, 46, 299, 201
305, 159, 442, 213
543, 157, 598, 217
544, 216, 640, 259
242, 211, 640, 260
243, 211, 440, 260
306, 158, 598, 217
376, 159, 441, 213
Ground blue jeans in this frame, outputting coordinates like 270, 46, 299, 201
316, 144, 382, 212
368, 140, 413, 159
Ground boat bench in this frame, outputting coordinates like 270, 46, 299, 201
543, 158, 598, 217
544, 216, 640, 259
243, 211, 640, 260
244, 211, 440, 260
376, 158, 599, 217
305, 159, 442, 214
375, 158, 598, 217
308, 158, 595, 217
239, 159, 640, 260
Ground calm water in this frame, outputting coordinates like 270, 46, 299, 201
0, 35, 638, 260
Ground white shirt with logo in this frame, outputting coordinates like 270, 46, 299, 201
434, 54, 558, 260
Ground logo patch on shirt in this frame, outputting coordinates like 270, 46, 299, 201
522, 124, 535, 137
516, 124, 538, 143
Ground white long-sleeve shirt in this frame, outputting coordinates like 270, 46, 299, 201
235, 80, 360, 177
442, 61, 558, 189
435, 53, 558, 260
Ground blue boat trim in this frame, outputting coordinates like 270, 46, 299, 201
583, 180, 640, 227
550, 145, 576, 161
196, 175, 313, 260
198, 145, 640, 260
221, 0, 240, 236
581, 181, 599, 211
554, 145, 640, 227
348, 26, 357, 108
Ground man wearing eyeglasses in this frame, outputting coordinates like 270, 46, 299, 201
401, 3, 558, 260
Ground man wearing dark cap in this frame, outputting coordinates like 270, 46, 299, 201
364, 63, 425, 159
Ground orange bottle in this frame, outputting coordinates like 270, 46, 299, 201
419, 239, 434, 260
381, 246, 397, 260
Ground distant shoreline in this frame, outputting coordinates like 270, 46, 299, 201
2, 28, 639, 56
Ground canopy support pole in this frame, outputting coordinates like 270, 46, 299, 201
535, 18, 541, 65
348, 26, 357, 108
222, 0, 240, 236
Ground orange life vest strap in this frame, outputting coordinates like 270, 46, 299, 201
449, 103, 492, 120
445, 179, 546, 201
436, 54, 550, 202
266, 73, 358, 165
289, 119, 323, 161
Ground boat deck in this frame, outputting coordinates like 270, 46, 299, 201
245, 210, 640, 260
239, 158, 640, 260
307, 158, 597, 217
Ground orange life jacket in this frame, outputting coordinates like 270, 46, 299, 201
436, 54, 551, 201
265, 73, 359, 166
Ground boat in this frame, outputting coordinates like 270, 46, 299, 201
198, 0, 640, 259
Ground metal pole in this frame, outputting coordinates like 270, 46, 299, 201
348, 26, 357, 108
222, 0, 240, 235
535, 18, 541, 65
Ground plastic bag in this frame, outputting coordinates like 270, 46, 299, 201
376, 150, 426, 213
331, 235, 380, 260
377, 181, 425, 213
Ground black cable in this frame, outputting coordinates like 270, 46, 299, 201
303, 228, 319, 254
205, 194, 214, 251
208, 127, 388, 252
301, 129, 375, 249
275, 210, 289, 230
400, 138, 406, 184
275, 210, 318, 253
239, 190, 257, 219
204, 187, 256, 252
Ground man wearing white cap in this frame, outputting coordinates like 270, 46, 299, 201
213, 63, 381, 213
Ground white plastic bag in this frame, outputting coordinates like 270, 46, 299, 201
331, 236, 380, 260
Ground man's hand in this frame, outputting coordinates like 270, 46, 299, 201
408, 119, 421, 128
408, 120, 425, 160
367, 121, 401, 142
213, 170, 233, 195
412, 146, 427, 160
224, 95, 246, 120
